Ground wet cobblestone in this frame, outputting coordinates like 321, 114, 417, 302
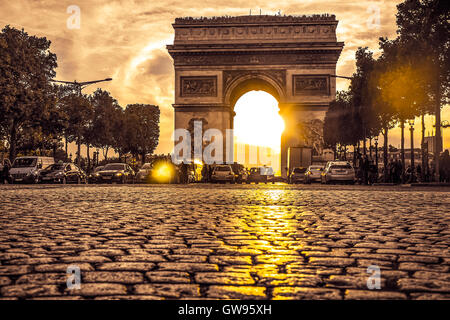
0, 184, 449, 299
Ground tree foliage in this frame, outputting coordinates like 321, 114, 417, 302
0, 26, 58, 161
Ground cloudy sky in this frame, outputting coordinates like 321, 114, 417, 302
1, 0, 448, 155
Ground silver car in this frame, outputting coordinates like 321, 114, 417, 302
211, 165, 236, 183
136, 163, 153, 183
321, 161, 355, 184
305, 165, 324, 183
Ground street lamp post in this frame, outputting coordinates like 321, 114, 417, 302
50, 77, 112, 167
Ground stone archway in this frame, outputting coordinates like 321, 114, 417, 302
167, 14, 344, 177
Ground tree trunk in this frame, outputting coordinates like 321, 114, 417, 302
77, 135, 81, 167
353, 143, 357, 166
65, 135, 68, 161
434, 85, 442, 182
8, 119, 18, 162
369, 138, 372, 159
421, 114, 426, 181
103, 147, 109, 161
141, 151, 146, 165
363, 128, 367, 156
383, 126, 389, 182
400, 120, 405, 182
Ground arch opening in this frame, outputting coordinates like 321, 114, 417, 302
233, 90, 285, 175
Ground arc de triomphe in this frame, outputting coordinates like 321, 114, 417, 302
167, 14, 344, 177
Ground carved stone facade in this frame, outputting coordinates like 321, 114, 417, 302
293, 75, 330, 96
181, 76, 217, 97
167, 14, 344, 177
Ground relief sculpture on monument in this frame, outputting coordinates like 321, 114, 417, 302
181, 76, 217, 97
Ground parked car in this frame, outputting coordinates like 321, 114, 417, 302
96, 163, 135, 184
10, 156, 54, 184
321, 161, 355, 184
88, 166, 104, 184
136, 163, 152, 183
211, 165, 236, 183
304, 165, 325, 184
40, 163, 87, 184
288, 167, 307, 184
231, 163, 248, 184
247, 166, 274, 184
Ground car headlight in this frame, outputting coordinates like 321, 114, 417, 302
115, 172, 122, 176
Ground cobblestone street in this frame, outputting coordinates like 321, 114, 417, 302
0, 184, 449, 300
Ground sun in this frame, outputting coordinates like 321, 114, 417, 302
233, 91, 285, 151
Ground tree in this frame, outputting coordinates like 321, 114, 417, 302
0, 26, 58, 161
324, 91, 356, 160
89, 89, 123, 161
122, 104, 160, 164
60, 91, 93, 167
368, 53, 397, 181
377, 38, 427, 176
349, 47, 379, 154
395, 0, 449, 178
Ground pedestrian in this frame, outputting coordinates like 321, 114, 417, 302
387, 159, 394, 183
180, 161, 188, 184
416, 164, 422, 183
201, 164, 207, 183
1, 159, 11, 184
441, 150, 450, 183
362, 155, 370, 185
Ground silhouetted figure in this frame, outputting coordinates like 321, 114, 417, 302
201, 165, 208, 182
440, 150, 450, 183
394, 159, 403, 184
416, 164, 422, 182
180, 162, 188, 184
1, 159, 11, 184
362, 155, 370, 185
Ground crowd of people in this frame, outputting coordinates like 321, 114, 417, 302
354, 150, 450, 184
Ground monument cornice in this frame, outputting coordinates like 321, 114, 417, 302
173, 14, 338, 26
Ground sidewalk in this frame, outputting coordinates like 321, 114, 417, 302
373, 182, 450, 187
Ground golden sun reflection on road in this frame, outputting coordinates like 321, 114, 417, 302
213, 188, 319, 298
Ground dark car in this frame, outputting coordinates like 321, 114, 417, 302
289, 167, 307, 184
231, 163, 248, 184
247, 166, 274, 184
96, 163, 135, 184
40, 163, 87, 184
88, 166, 104, 184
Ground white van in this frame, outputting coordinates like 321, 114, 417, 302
10, 156, 54, 183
